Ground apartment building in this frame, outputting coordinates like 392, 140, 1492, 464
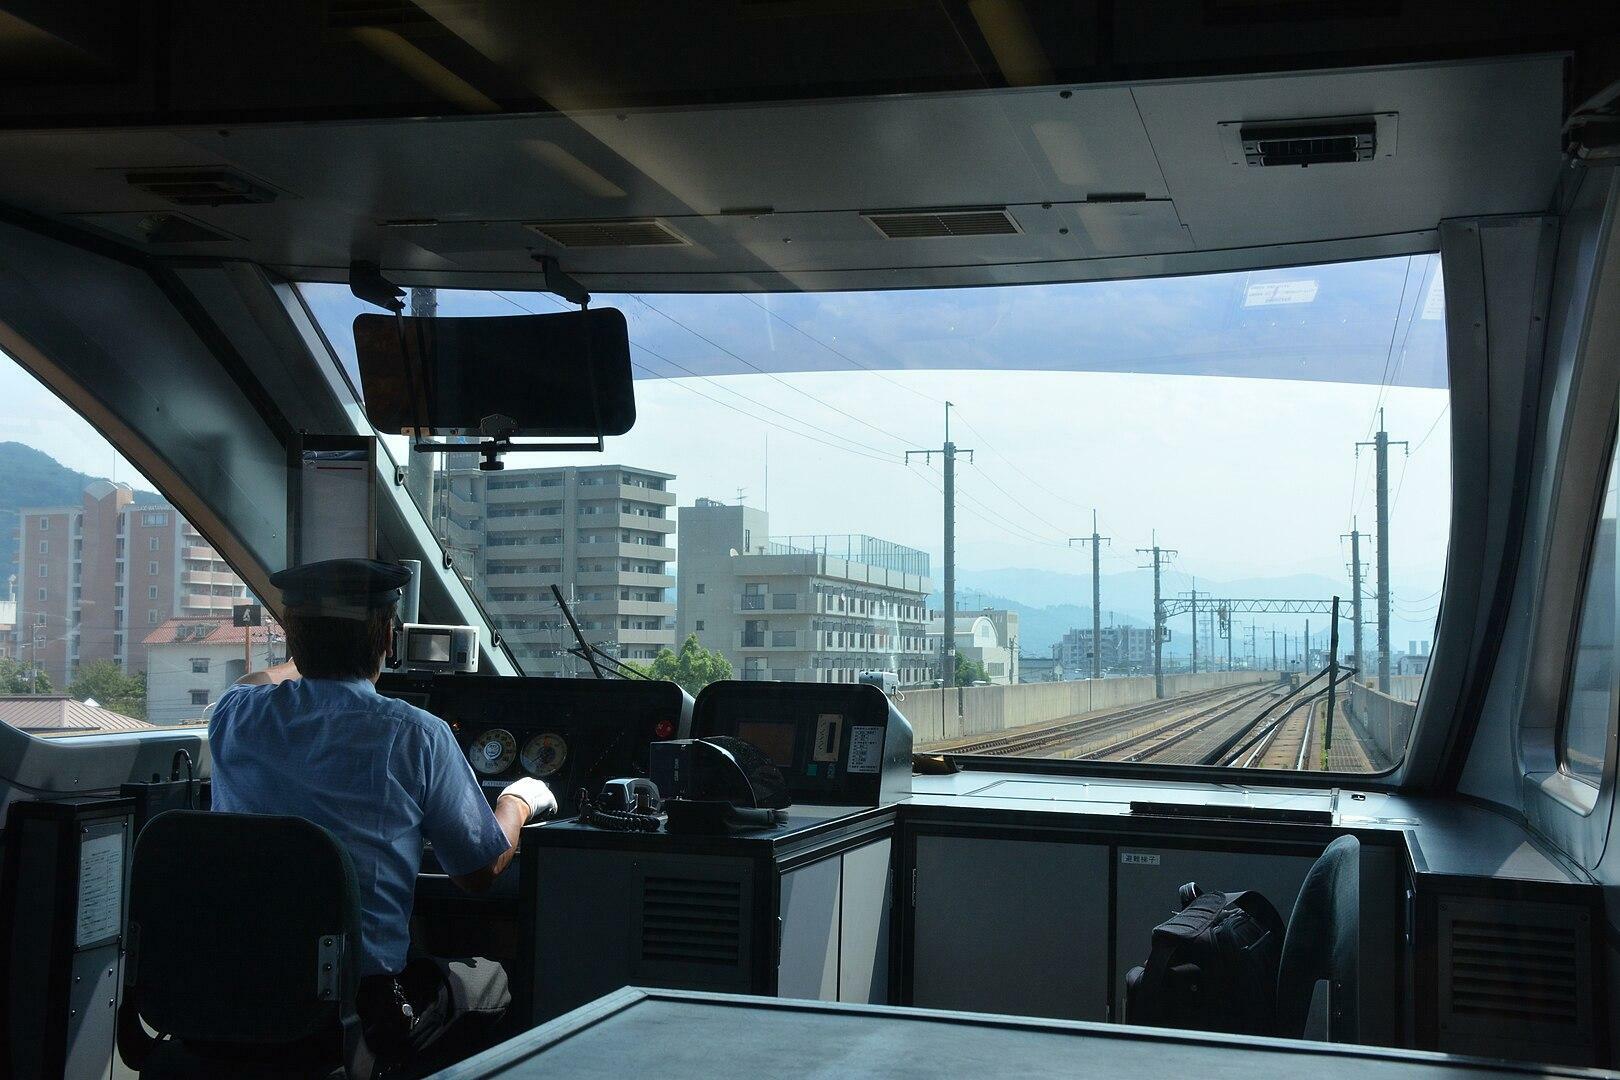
677, 499, 933, 685
1054, 623, 1156, 675
438, 464, 677, 675
15, 481, 247, 686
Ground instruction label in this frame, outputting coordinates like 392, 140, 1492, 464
76, 831, 124, 947
847, 726, 884, 774
1120, 852, 1161, 866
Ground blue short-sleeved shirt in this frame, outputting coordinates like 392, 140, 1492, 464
208, 678, 510, 977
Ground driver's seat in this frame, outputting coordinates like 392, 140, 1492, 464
117, 810, 375, 1079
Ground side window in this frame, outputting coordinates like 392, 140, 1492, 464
1560, 440, 1619, 785
0, 343, 257, 734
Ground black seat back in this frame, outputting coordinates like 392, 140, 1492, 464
1277, 834, 1361, 1041
118, 810, 370, 1077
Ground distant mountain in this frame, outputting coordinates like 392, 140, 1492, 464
0, 442, 164, 587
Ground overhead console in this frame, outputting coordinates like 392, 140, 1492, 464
375, 673, 692, 816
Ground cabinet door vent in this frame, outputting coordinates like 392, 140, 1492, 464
1449, 918, 1579, 1023
1438, 898, 1592, 1056
640, 876, 742, 965
864, 208, 1019, 239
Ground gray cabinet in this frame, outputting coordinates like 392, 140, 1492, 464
911, 835, 1109, 1020
776, 837, 894, 1005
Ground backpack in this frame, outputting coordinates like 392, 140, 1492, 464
1124, 882, 1285, 1035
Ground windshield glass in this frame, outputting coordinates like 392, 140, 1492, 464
300, 252, 1449, 774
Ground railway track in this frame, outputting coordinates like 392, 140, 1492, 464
1071, 684, 1278, 763
942, 683, 1259, 758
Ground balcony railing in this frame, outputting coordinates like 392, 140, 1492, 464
741, 595, 765, 611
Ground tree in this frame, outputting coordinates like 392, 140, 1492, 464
0, 657, 52, 694
954, 654, 991, 686
629, 633, 733, 695
68, 659, 147, 720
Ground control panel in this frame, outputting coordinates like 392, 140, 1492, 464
376, 673, 692, 815
691, 681, 912, 806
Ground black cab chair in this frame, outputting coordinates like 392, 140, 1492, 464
117, 811, 375, 1079
1277, 834, 1361, 1042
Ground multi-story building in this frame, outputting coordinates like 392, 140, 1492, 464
1054, 623, 1155, 675
677, 500, 933, 685
438, 464, 677, 675
15, 481, 247, 686
1019, 655, 1064, 683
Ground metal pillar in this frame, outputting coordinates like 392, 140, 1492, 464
1343, 521, 1365, 676
1322, 596, 1341, 770
1138, 535, 1177, 698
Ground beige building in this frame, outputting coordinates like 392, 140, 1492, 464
144, 616, 286, 725
438, 464, 677, 675
15, 481, 246, 686
677, 499, 933, 685
928, 613, 1018, 685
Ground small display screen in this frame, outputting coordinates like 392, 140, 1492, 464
408, 630, 452, 663
736, 718, 798, 767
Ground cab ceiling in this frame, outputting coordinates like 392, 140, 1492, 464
0, 54, 1567, 293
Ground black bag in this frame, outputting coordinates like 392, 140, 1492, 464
1124, 882, 1285, 1035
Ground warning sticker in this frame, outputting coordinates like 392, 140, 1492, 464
847, 726, 884, 774
1120, 852, 1161, 866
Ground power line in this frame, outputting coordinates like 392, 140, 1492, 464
734, 293, 943, 406
629, 294, 926, 450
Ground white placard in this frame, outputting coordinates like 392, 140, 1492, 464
847, 726, 884, 774
1243, 279, 1318, 307
75, 832, 124, 947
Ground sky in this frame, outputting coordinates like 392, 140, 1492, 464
0, 253, 1453, 641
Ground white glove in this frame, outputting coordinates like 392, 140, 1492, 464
499, 776, 557, 823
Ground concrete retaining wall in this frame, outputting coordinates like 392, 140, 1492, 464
908, 671, 1271, 748
1345, 681, 1416, 768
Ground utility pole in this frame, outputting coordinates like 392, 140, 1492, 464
1183, 581, 1200, 674
908, 402, 973, 688
1223, 605, 1233, 671
1068, 510, 1110, 681
1342, 519, 1365, 678
1271, 628, 1277, 671
1305, 618, 1311, 671
1359, 410, 1408, 693
1137, 534, 1178, 698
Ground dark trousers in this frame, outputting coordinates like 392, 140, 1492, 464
358, 955, 510, 1077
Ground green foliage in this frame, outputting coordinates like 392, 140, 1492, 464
0, 657, 53, 694
629, 633, 733, 694
69, 659, 147, 720
954, 654, 991, 685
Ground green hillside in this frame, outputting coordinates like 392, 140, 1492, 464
0, 442, 164, 585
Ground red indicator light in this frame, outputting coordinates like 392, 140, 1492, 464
654, 720, 675, 740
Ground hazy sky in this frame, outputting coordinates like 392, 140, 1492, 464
0, 254, 1453, 639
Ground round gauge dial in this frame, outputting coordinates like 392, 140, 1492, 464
468, 728, 516, 775
520, 733, 568, 778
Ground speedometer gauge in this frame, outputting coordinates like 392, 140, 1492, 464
468, 728, 516, 775
521, 733, 568, 778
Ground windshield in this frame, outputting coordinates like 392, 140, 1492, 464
300, 253, 1449, 774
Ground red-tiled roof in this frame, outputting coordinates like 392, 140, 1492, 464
0, 695, 154, 735
142, 616, 281, 647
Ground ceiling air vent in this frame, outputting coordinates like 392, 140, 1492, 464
639, 876, 742, 966
125, 169, 278, 208
525, 219, 688, 248
1437, 899, 1592, 1057
865, 208, 1020, 239
1239, 119, 1376, 167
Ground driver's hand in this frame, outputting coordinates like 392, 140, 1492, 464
499, 776, 558, 823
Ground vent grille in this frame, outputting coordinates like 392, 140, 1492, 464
125, 169, 277, 208
1449, 919, 1580, 1024
1239, 121, 1376, 167
864, 208, 1020, 239
525, 219, 688, 248
640, 876, 742, 965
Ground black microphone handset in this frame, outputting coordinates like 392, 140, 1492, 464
653, 736, 791, 835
